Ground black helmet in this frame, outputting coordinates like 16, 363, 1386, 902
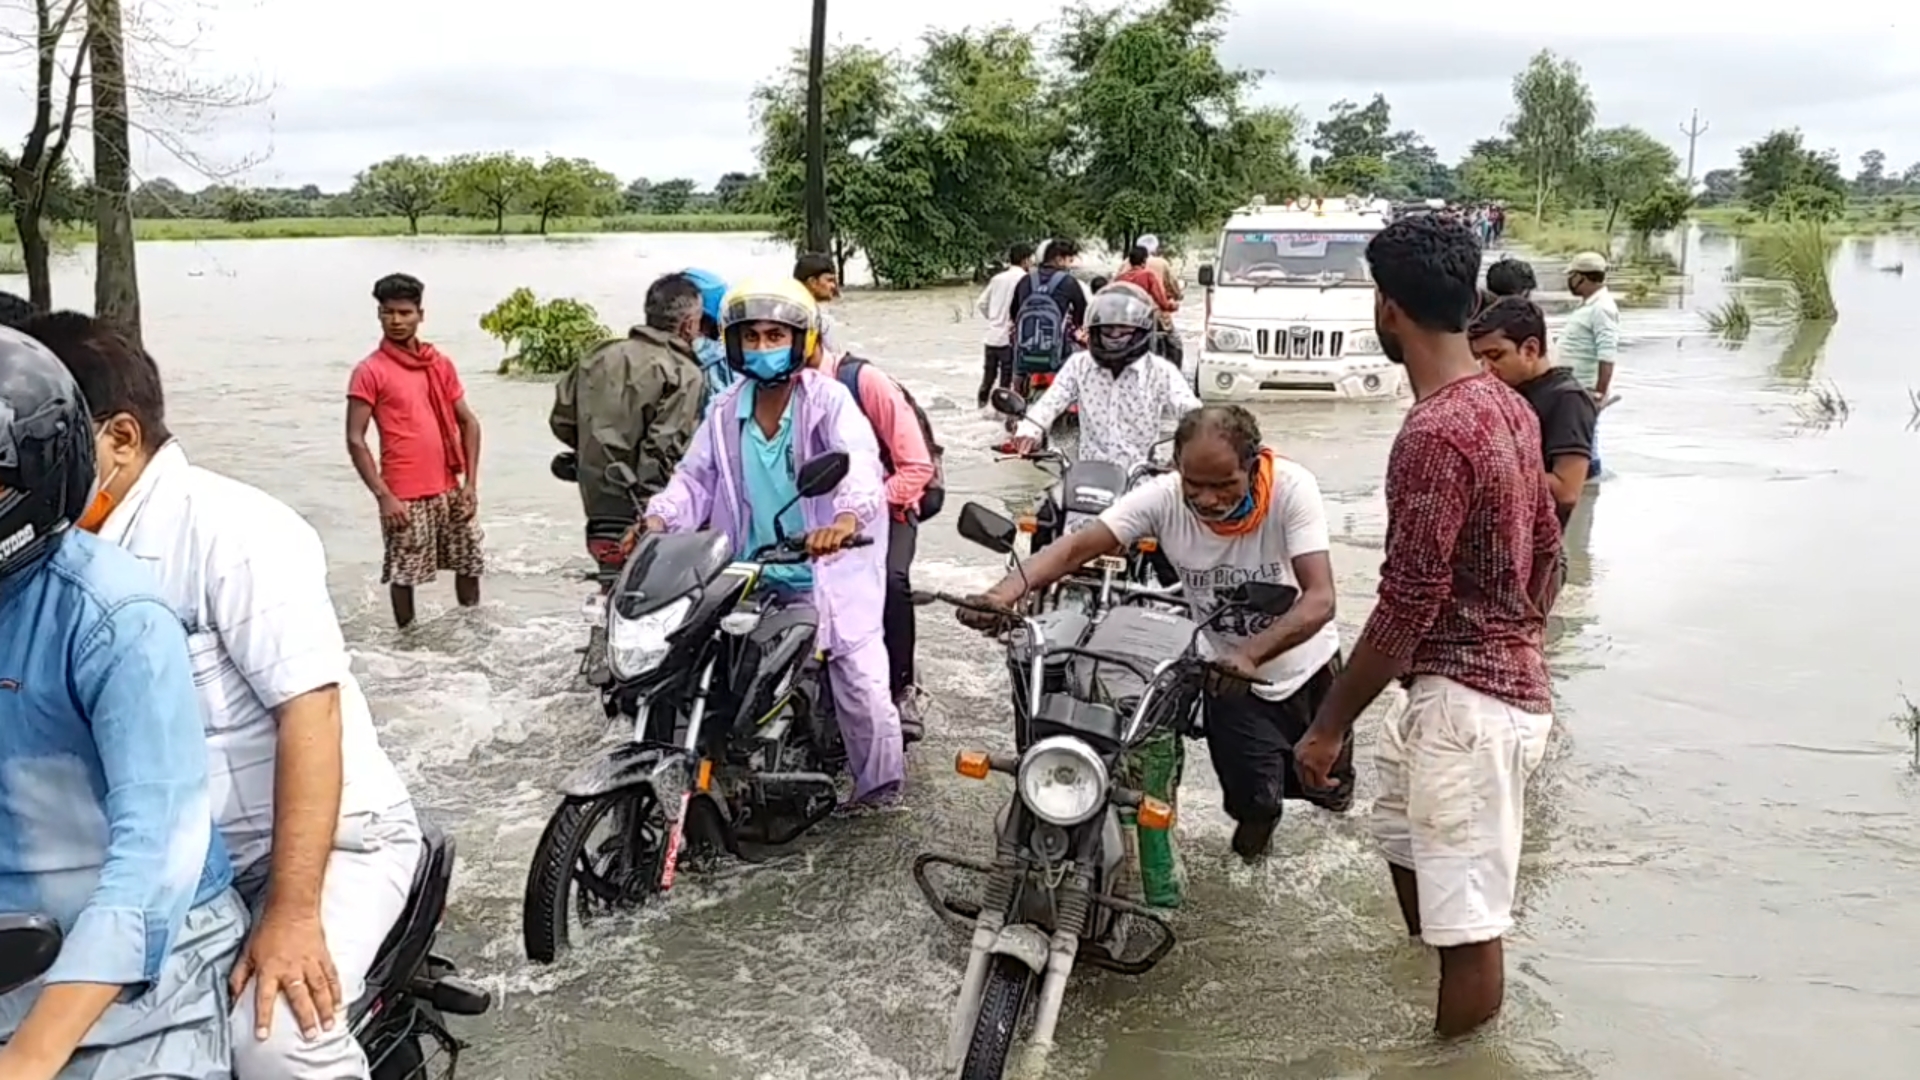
0, 326, 94, 581
1087, 282, 1157, 369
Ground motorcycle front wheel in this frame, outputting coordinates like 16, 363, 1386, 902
960, 955, 1035, 1080
521, 787, 668, 963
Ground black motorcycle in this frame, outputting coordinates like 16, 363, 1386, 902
913, 502, 1293, 1079
551, 450, 631, 692
986, 389, 1177, 609
522, 450, 871, 964
0, 819, 490, 1080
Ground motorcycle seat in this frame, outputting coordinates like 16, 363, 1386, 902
348, 821, 454, 1025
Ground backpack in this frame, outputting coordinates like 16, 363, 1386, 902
834, 356, 947, 521
1014, 268, 1072, 373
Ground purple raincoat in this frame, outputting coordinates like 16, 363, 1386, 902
646, 368, 906, 800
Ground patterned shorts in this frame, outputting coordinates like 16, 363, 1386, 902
381, 490, 485, 587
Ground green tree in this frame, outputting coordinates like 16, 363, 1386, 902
711, 171, 759, 210
1736, 130, 1845, 219
1056, 0, 1274, 252
1384, 133, 1454, 200
1854, 148, 1886, 196
1311, 94, 1393, 194
523, 156, 619, 233
621, 177, 653, 213
1624, 181, 1692, 239
1220, 105, 1305, 204
1456, 138, 1531, 203
1575, 126, 1679, 232
1506, 50, 1595, 220
213, 186, 270, 223
649, 178, 697, 215
352, 155, 445, 234
1698, 167, 1740, 206
479, 287, 612, 375
753, 43, 902, 278
444, 152, 535, 233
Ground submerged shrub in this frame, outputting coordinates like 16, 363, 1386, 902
1769, 221, 1839, 321
480, 287, 611, 375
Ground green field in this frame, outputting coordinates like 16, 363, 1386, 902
56, 213, 777, 243
1691, 201, 1920, 236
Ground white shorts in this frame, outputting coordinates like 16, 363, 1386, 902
1370, 675, 1553, 948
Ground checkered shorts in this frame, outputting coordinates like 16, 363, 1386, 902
381, 490, 485, 587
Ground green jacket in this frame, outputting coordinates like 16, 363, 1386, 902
549, 326, 706, 523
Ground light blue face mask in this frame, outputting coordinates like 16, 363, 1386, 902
741, 346, 796, 384
693, 337, 727, 370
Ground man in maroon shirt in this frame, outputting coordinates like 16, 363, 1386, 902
1295, 214, 1562, 1038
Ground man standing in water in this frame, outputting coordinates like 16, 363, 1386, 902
346, 273, 485, 628
1294, 214, 1560, 1038
1470, 297, 1595, 527
974, 243, 1034, 409
794, 253, 851, 356
1558, 251, 1618, 476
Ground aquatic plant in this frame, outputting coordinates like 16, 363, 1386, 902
1700, 297, 1752, 339
1794, 380, 1850, 427
479, 287, 611, 376
1893, 694, 1920, 770
1768, 221, 1839, 320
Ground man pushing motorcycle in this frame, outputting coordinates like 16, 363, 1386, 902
636, 279, 907, 809
963, 404, 1351, 861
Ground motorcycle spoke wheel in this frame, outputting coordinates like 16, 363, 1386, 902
521, 788, 666, 964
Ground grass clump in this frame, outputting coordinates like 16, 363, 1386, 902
1794, 379, 1850, 427
1700, 296, 1753, 339
1894, 694, 1920, 770
1767, 221, 1839, 320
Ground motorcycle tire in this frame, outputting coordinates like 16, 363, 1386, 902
959, 955, 1035, 1080
521, 788, 665, 964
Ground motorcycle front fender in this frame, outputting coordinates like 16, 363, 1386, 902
986, 922, 1053, 975
557, 741, 690, 802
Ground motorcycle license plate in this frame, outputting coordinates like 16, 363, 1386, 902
580, 591, 607, 624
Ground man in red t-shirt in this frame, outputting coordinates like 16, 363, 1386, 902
346, 273, 486, 628
1294, 214, 1561, 1039
1113, 244, 1181, 365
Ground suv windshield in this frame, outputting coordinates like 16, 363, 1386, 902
1218, 230, 1375, 286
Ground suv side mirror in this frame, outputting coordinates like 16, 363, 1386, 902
1197, 265, 1215, 288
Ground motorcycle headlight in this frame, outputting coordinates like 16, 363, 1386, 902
1346, 330, 1382, 355
1016, 735, 1109, 827
607, 596, 692, 680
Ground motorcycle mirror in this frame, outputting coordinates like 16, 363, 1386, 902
794, 451, 850, 498
957, 501, 1018, 555
988, 388, 1026, 418
1224, 580, 1299, 616
549, 451, 579, 483
0, 913, 62, 994
1197, 264, 1215, 288
604, 460, 641, 493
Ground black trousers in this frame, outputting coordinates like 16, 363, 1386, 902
882, 514, 917, 695
1202, 656, 1353, 824
979, 345, 1014, 405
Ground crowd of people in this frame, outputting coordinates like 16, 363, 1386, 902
0, 207, 1625, 1076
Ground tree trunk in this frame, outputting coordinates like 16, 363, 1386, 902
538, 209, 551, 235
89, 0, 141, 347
1604, 200, 1620, 235
405, 211, 420, 235
1532, 162, 1547, 222
494, 205, 505, 234
11, 188, 53, 311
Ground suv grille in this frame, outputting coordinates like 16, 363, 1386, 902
1256, 328, 1345, 360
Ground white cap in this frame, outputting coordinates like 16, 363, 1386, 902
1568, 251, 1609, 274
1137, 234, 1160, 254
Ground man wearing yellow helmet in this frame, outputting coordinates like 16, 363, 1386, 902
640, 277, 906, 806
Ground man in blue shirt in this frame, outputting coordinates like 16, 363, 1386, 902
0, 328, 243, 1079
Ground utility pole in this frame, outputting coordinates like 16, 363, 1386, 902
1679, 109, 1709, 191
802, 0, 830, 256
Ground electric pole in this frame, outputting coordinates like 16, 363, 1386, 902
1679, 109, 1709, 190
803, 0, 830, 255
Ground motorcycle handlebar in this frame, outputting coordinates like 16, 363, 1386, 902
748, 534, 874, 564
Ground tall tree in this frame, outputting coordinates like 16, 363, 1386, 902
1506, 49, 1595, 221
352, 155, 446, 234
649, 178, 696, 215
6, 0, 89, 310
1736, 129, 1845, 219
89, 0, 140, 345
1575, 126, 1679, 232
522, 156, 618, 234
444, 152, 534, 233
1854, 148, 1886, 195
1311, 94, 1394, 193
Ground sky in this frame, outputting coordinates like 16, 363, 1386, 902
2, 0, 1914, 192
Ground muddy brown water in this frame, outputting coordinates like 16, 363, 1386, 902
17, 228, 1919, 1080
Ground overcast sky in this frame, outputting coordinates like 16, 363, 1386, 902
2, 1, 1912, 192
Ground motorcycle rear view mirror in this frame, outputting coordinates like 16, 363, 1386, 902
0, 913, 61, 994
794, 451, 850, 499
549, 451, 579, 483
1223, 580, 1299, 616
604, 460, 641, 493
957, 501, 1018, 555
988, 388, 1027, 418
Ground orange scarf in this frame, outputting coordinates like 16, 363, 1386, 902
378, 338, 468, 478
1200, 447, 1277, 537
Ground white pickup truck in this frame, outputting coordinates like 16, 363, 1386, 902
1194, 197, 1406, 401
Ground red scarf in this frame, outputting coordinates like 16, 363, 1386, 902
378, 338, 468, 478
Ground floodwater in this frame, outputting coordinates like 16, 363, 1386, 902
16, 226, 1918, 1080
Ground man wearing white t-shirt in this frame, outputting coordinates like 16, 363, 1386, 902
968, 404, 1348, 861
26, 312, 419, 1080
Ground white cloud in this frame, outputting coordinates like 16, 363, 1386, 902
0, 0, 1912, 190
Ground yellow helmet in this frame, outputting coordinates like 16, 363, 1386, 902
718, 277, 819, 383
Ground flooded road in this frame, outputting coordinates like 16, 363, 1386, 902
19, 228, 1919, 1079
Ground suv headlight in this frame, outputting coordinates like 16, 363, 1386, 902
1016, 735, 1109, 826
1206, 325, 1252, 353
607, 596, 692, 679
1346, 330, 1382, 354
